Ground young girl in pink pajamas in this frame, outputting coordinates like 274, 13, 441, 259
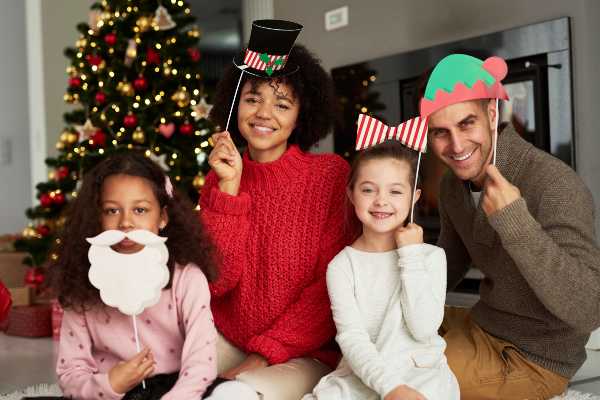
49, 152, 218, 399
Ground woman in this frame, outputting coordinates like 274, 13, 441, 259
200, 19, 354, 400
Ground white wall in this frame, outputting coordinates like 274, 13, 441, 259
275, 0, 600, 236
0, 0, 31, 234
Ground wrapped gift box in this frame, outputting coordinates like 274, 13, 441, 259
0, 252, 27, 288
8, 286, 31, 306
6, 304, 52, 337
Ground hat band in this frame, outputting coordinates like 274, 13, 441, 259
243, 49, 289, 75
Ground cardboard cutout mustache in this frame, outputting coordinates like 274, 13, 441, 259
86, 229, 169, 316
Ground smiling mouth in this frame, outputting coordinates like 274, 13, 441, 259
250, 123, 276, 135
369, 211, 394, 219
450, 149, 474, 162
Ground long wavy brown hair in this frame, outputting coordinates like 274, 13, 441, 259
49, 152, 217, 312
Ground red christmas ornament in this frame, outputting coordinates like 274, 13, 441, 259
53, 192, 66, 205
24, 267, 45, 289
40, 193, 52, 207
187, 48, 201, 62
123, 114, 138, 128
133, 76, 148, 91
85, 54, 103, 66
57, 166, 70, 180
104, 32, 117, 46
68, 76, 81, 88
90, 129, 107, 147
146, 48, 161, 65
179, 122, 194, 136
95, 91, 107, 104
36, 225, 51, 237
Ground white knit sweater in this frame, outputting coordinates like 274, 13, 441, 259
304, 243, 459, 400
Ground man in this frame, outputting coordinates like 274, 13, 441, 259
421, 54, 600, 399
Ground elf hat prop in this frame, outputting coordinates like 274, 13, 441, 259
420, 54, 509, 118
233, 19, 302, 78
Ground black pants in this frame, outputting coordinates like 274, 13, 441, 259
23, 374, 227, 400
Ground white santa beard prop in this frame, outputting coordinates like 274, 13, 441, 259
87, 229, 170, 390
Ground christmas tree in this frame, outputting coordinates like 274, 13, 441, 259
14, 0, 214, 273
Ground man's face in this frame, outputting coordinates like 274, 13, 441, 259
427, 100, 496, 187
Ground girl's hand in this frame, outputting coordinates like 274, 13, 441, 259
384, 384, 427, 400
219, 353, 268, 379
394, 223, 424, 248
208, 131, 243, 196
108, 348, 155, 394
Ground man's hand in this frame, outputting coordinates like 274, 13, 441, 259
219, 353, 268, 379
108, 348, 155, 394
481, 164, 521, 216
384, 384, 427, 400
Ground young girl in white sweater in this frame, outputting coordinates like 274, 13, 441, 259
304, 140, 459, 400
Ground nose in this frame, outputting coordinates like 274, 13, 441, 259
374, 192, 388, 206
448, 130, 465, 154
255, 101, 272, 120
118, 211, 134, 231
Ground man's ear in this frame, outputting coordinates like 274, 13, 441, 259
487, 98, 497, 128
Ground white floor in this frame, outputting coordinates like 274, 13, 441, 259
1, 332, 599, 396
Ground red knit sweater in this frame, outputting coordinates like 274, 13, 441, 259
200, 145, 351, 367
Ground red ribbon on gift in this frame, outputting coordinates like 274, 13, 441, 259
24, 267, 45, 289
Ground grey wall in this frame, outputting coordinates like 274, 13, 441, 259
0, 0, 31, 234
275, 0, 600, 236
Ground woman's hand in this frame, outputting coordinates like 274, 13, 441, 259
384, 384, 427, 400
219, 353, 268, 379
108, 348, 155, 394
394, 223, 424, 248
208, 131, 243, 196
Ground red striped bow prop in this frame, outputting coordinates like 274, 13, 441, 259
244, 49, 288, 76
355, 114, 428, 224
355, 114, 428, 153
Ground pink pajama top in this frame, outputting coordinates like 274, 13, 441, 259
56, 264, 217, 399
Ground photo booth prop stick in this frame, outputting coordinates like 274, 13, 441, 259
420, 54, 509, 166
87, 229, 170, 389
225, 19, 302, 132
356, 114, 428, 223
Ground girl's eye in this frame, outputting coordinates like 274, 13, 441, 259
276, 103, 290, 110
244, 97, 259, 104
103, 208, 119, 215
391, 191, 403, 195
361, 188, 374, 193
134, 207, 147, 214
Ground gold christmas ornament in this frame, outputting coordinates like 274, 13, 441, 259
48, 171, 57, 180
132, 127, 146, 143
22, 226, 37, 239
136, 16, 152, 32
171, 88, 190, 108
76, 37, 87, 48
187, 27, 201, 38
192, 174, 205, 189
117, 81, 135, 97
56, 141, 65, 150
67, 132, 79, 144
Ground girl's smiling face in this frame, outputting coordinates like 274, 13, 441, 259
100, 174, 167, 254
349, 158, 418, 238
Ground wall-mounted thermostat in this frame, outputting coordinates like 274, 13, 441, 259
325, 6, 348, 31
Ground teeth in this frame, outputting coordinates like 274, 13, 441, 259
451, 150, 473, 161
370, 212, 393, 219
253, 125, 274, 133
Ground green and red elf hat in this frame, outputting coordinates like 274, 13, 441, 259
420, 54, 509, 118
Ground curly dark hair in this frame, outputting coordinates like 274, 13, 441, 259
209, 44, 336, 151
49, 152, 217, 312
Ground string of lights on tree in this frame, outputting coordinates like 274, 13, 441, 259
15, 0, 215, 273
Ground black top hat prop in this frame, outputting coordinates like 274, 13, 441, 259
224, 19, 302, 131
233, 19, 303, 78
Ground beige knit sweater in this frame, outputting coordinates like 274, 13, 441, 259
438, 124, 600, 377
